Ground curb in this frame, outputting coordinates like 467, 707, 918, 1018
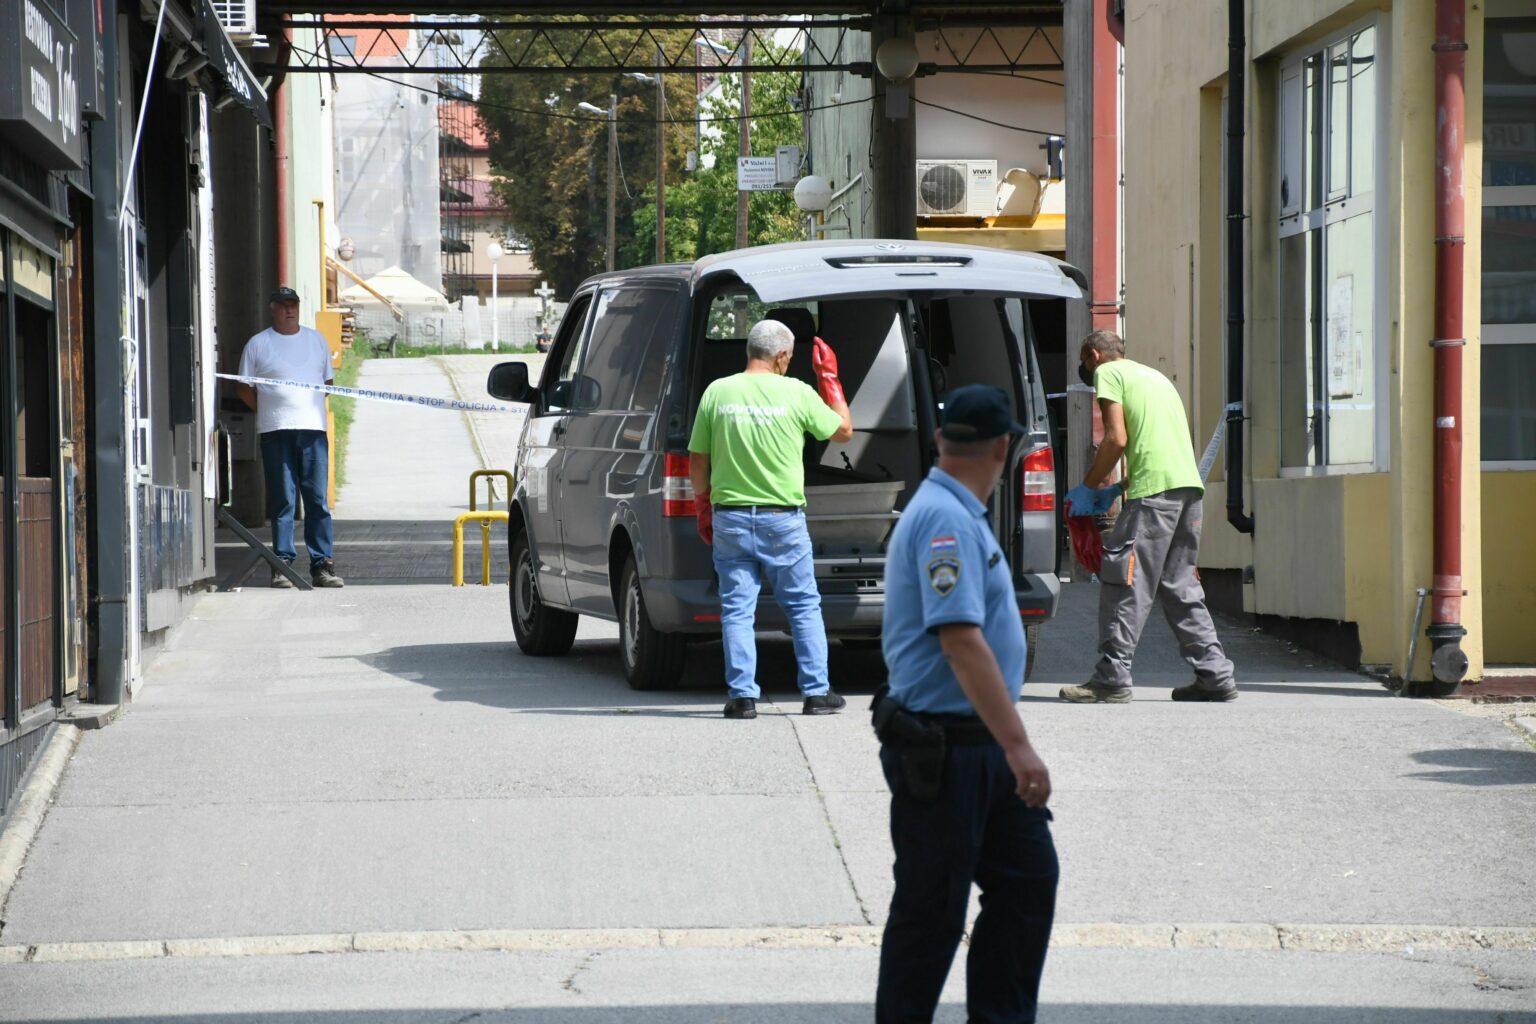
3, 922, 1534, 965
1512, 716, 1536, 748
0, 725, 81, 919
58, 704, 121, 731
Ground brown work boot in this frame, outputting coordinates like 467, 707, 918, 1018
1058, 683, 1133, 704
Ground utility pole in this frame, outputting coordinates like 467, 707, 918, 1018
655, 46, 666, 263
735, 26, 752, 249
606, 93, 617, 271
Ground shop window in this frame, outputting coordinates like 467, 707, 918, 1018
1276, 21, 1381, 470
1481, 4, 1536, 467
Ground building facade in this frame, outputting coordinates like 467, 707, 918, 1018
1121, 0, 1532, 682
1, 0, 270, 814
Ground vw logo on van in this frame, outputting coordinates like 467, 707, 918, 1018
873, 242, 906, 252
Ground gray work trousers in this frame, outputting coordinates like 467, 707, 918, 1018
1091, 487, 1235, 690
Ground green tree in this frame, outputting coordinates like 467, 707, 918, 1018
476, 22, 699, 294
629, 50, 807, 265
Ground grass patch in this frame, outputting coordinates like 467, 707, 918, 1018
330, 343, 368, 489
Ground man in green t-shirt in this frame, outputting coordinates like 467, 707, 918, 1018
688, 319, 853, 719
1059, 329, 1237, 704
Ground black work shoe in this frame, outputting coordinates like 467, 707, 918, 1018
1171, 682, 1239, 702
724, 698, 758, 720
802, 691, 847, 715
271, 562, 295, 589
311, 562, 346, 588
1058, 683, 1133, 704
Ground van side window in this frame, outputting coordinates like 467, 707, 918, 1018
579, 286, 681, 412
545, 294, 593, 412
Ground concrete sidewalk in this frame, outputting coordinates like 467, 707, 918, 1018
3, 352, 1534, 1018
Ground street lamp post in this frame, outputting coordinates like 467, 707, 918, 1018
627, 63, 667, 265
485, 240, 504, 351
577, 96, 618, 271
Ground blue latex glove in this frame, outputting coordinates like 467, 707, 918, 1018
1065, 482, 1124, 517
1064, 484, 1098, 517
1093, 481, 1126, 513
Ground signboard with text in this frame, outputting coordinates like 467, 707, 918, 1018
737, 157, 781, 192
0, 0, 84, 169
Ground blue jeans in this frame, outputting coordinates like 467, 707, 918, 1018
877, 742, 1059, 1023
711, 507, 830, 700
259, 429, 334, 571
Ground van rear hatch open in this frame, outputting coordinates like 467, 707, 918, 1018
689, 241, 1084, 611
693, 240, 1086, 305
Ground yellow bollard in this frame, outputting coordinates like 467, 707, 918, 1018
470, 470, 516, 513
453, 510, 509, 586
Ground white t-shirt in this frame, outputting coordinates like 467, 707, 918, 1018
238, 326, 333, 434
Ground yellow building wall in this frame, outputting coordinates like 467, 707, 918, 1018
1124, 0, 1485, 679
1481, 474, 1536, 663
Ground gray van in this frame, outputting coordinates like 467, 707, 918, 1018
486, 240, 1085, 690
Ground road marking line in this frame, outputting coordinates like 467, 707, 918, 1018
3, 924, 1533, 965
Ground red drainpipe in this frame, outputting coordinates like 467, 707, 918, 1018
1089, 1, 1119, 330
1425, 0, 1469, 688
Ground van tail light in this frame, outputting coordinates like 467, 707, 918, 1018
663, 452, 697, 517
1021, 444, 1056, 512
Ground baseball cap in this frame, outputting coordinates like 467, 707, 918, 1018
939, 385, 1029, 441
269, 286, 300, 304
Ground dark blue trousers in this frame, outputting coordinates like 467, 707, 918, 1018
876, 742, 1059, 1023
259, 429, 334, 571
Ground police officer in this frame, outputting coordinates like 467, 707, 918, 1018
874, 385, 1057, 1023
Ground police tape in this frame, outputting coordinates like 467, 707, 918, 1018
1196, 402, 1243, 483
216, 373, 524, 415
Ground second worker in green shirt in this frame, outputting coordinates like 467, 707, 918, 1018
688, 319, 854, 720
1061, 329, 1238, 704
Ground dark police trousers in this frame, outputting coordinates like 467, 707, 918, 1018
876, 739, 1059, 1023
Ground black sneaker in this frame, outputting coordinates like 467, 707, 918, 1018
802, 691, 847, 716
724, 697, 758, 720
311, 562, 346, 588
1171, 682, 1238, 702
271, 562, 295, 589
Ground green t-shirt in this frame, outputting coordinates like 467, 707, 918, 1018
688, 372, 844, 507
1092, 358, 1204, 500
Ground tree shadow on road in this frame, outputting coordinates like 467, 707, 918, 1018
1406, 747, 1536, 786
338, 634, 887, 715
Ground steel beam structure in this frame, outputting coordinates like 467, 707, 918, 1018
262, 18, 1063, 77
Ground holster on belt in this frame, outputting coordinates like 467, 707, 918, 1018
870, 686, 947, 803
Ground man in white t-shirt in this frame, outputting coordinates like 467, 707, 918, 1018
238, 287, 344, 588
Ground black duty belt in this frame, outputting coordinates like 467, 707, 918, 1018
715, 504, 801, 513
872, 690, 996, 747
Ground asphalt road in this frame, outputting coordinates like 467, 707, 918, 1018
3, 356, 1533, 1022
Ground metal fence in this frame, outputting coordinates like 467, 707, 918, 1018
351, 296, 565, 353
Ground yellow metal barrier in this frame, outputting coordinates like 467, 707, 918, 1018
470, 470, 515, 513
455, 470, 515, 586
454, 510, 510, 587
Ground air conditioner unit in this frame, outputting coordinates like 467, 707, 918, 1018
211, 0, 256, 36
916, 159, 997, 217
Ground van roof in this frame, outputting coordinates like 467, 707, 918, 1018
691, 240, 1085, 304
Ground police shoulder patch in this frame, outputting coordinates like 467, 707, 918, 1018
928, 556, 961, 596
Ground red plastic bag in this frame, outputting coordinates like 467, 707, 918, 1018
1063, 499, 1104, 575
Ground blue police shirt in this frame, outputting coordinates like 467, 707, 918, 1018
882, 467, 1026, 714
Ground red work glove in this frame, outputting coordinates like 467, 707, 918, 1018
696, 500, 713, 545
811, 336, 846, 407
1063, 498, 1104, 575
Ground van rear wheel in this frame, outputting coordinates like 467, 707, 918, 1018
619, 555, 685, 690
509, 528, 578, 656
1025, 623, 1041, 681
